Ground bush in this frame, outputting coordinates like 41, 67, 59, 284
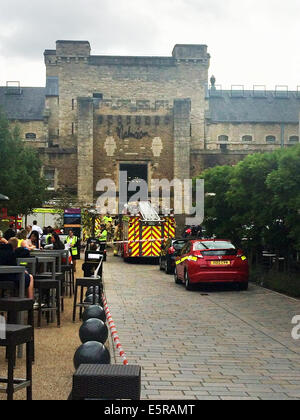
251, 267, 300, 298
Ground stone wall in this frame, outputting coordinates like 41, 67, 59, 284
206, 122, 299, 151
38, 148, 77, 193
44, 41, 209, 153
191, 150, 249, 176
77, 97, 94, 204
93, 99, 174, 198
11, 120, 48, 147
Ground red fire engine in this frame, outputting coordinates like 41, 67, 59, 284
116, 202, 176, 261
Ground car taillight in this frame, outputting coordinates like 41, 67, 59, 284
168, 247, 175, 254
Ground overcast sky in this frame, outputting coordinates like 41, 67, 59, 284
0, 0, 299, 90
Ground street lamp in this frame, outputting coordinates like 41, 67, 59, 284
0, 194, 9, 201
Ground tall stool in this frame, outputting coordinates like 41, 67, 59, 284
73, 277, 103, 322
34, 279, 61, 328
0, 324, 34, 400
0, 298, 34, 362
61, 265, 75, 297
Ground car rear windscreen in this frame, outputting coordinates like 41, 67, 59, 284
201, 249, 238, 256
193, 241, 237, 256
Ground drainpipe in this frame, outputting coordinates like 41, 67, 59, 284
281, 124, 285, 148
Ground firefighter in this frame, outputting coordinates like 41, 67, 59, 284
99, 224, 108, 242
66, 230, 79, 272
113, 222, 122, 256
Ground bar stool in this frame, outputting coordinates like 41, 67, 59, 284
0, 298, 34, 362
34, 279, 61, 328
0, 324, 34, 400
61, 265, 75, 297
73, 277, 103, 322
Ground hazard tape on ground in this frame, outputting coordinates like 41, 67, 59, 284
102, 295, 129, 366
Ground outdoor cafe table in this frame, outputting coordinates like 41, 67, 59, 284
33, 256, 56, 281
0, 266, 26, 357
30, 250, 69, 274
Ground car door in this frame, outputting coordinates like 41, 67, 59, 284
176, 242, 191, 280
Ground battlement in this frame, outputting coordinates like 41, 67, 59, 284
44, 41, 210, 66
172, 44, 209, 60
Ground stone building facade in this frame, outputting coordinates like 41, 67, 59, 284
0, 40, 299, 205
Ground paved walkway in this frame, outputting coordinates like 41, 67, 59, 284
104, 254, 300, 400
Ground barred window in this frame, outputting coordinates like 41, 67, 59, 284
242, 135, 253, 142
218, 135, 229, 142
266, 135, 276, 143
25, 133, 36, 140
289, 136, 299, 143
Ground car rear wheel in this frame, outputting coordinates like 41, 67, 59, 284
239, 282, 248, 291
165, 258, 173, 275
185, 270, 193, 291
174, 267, 182, 284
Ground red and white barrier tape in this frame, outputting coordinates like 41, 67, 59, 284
102, 295, 129, 366
109, 237, 173, 245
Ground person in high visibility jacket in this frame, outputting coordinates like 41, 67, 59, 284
66, 230, 79, 271
103, 214, 113, 225
99, 225, 108, 242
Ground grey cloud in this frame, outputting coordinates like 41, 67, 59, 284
0, 0, 164, 59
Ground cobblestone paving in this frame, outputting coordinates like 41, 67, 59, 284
104, 255, 300, 400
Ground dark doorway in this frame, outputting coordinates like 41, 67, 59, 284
119, 163, 148, 201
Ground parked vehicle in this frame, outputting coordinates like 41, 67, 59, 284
159, 238, 188, 274
116, 201, 176, 261
174, 239, 249, 291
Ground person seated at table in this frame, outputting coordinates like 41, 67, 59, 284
0, 237, 34, 299
0, 230, 8, 245
27, 231, 40, 250
51, 233, 65, 250
16, 229, 36, 251
4, 223, 16, 241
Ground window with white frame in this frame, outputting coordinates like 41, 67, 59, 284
44, 169, 55, 190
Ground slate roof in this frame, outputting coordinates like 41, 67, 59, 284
208, 90, 300, 124
0, 84, 299, 124
0, 87, 45, 121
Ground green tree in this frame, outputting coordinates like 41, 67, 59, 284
226, 151, 280, 252
266, 145, 300, 252
195, 165, 238, 240
0, 110, 49, 219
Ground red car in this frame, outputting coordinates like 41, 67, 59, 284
174, 240, 249, 291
